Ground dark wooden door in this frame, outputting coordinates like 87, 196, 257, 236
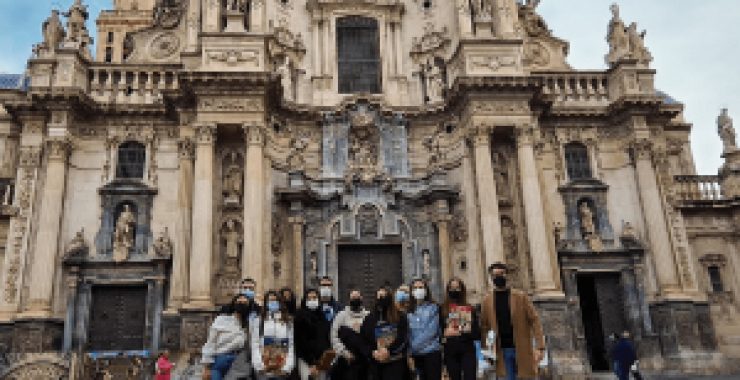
595, 273, 628, 344
338, 245, 402, 307
88, 286, 147, 351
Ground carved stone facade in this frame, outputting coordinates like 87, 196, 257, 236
0, 0, 738, 377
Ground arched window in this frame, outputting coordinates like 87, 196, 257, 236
565, 142, 592, 180
116, 141, 146, 179
337, 16, 381, 94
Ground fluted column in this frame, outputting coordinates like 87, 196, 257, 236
167, 137, 194, 311
24, 138, 70, 317
185, 124, 216, 309
516, 125, 560, 295
633, 139, 681, 296
472, 127, 505, 269
243, 124, 266, 290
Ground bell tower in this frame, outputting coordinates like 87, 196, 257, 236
95, 0, 157, 63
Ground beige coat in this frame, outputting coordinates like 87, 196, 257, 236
481, 288, 545, 379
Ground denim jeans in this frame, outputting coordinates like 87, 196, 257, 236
502, 348, 517, 380
211, 353, 237, 380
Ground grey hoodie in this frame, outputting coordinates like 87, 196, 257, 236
201, 315, 247, 364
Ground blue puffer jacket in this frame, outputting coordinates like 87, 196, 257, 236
408, 302, 442, 355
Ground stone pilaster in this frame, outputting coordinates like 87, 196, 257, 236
632, 137, 681, 296
515, 125, 560, 295
462, 150, 486, 299
184, 124, 216, 309
23, 138, 71, 318
289, 214, 304, 297
167, 137, 195, 312
435, 199, 453, 286
492, 0, 520, 39
243, 123, 266, 290
472, 126, 505, 270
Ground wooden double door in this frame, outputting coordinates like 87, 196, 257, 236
88, 286, 147, 351
337, 245, 403, 308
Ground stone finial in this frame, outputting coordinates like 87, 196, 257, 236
718, 108, 737, 153
39, 9, 65, 55
153, 227, 173, 257
63, 0, 93, 58
64, 228, 89, 258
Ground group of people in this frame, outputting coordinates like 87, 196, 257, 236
197, 262, 546, 380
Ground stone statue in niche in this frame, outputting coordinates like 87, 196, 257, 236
501, 217, 517, 266
276, 56, 294, 102
41, 10, 65, 53
223, 219, 241, 259
718, 108, 736, 152
426, 63, 444, 103
288, 135, 309, 172
113, 205, 136, 262
309, 252, 318, 277
493, 152, 510, 199
223, 152, 243, 206
153, 227, 173, 257
579, 202, 595, 237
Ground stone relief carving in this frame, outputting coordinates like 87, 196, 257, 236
470, 55, 518, 72
346, 110, 383, 185
270, 21, 307, 64
63, 0, 93, 58
518, 0, 548, 37
222, 219, 242, 260
523, 41, 550, 68
410, 23, 451, 64
451, 210, 468, 243
718, 108, 736, 153
207, 50, 258, 66
113, 204, 136, 262
358, 205, 380, 238
149, 32, 181, 60
3, 166, 36, 303
152, 227, 173, 257
154, 0, 185, 29
198, 98, 263, 112
287, 135, 309, 172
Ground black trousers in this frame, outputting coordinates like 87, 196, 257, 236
443, 343, 477, 380
412, 351, 442, 380
370, 358, 407, 380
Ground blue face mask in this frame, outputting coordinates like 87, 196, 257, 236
242, 289, 255, 299
395, 291, 409, 303
268, 300, 281, 313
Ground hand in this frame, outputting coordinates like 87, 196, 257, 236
378, 348, 390, 361
345, 352, 354, 362
310, 366, 319, 376
372, 350, 383, 362
444, 326, 460, 337
202, 366, 211, 380
535, 348, 545, 363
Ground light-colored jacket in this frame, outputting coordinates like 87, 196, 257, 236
251, 313, 295, 375
201, 315, 247, 364
330, 307, 369, 359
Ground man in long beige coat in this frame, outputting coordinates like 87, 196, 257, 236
481, 262, 545, 379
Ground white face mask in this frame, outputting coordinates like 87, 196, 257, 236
320, 286, 332, 298
306, 300, 320, 310
412, 288, 426, 300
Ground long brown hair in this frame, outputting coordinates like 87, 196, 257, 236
375, 286, 402, 324
442, 277, 468, 316
260, 290, 292, 323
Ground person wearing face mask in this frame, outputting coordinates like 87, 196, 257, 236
294, 289, 333, 380
202, 296, 248, 380
225, 294, 257, 380
239, 278, 262, 320
318, 276, 341, 322
251, 290, 295, 380
481, 263, 545, 380
280, 287, 298, 317
407, 279, 442, 380
394, 285, 411, 313
331, 289, 370, 380
359, 286, 409, 380
441, 278, 480, 380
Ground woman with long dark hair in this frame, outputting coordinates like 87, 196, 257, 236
331, 289, 370, 380
359, 286, 409, 380
202, 295, 248, 380
408, 278, 442, 380
251, 290, 295, 380
441, 278, 480, 380
295, 288, 332, 380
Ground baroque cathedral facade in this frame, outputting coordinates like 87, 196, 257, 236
0, 0, 739, 377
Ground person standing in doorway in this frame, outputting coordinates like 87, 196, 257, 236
481, 262, 545, 380
408, 279, 442, 380
442, 278, 480, 380
319, 276, 341, 322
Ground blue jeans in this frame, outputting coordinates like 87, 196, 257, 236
211, 353, 236, 380
503, 348, 517, 380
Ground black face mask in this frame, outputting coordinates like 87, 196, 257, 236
376, 296, 391, 310
349, 298, 363, 311
233, 303, 251, 326
493, 276, 507, 289
448, 289, 462, 301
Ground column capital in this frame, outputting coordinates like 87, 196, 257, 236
470, 125, 492, 147
177, 137, 195, 160
630, 138, 653, 161
18, 145, 42, 168
515, 124, 536, 147
46, 138, 71, 162
194, 123, 216, 144
244, 123, 266, 146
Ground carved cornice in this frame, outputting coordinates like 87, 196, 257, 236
46, 138, 72, 162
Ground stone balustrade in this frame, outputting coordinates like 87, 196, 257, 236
674, 175, 723, 201
88, 65, 181, 104
536, 72, 609, 106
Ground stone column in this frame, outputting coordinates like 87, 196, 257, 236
167, 137, 194, 311
289, 214, 304, 296
462, 151, 486, 297
24, 138, 70, 317
186, 0, 201, 51
472, 127, 505, 269
203, 0, 221, 32
632, 139, 681, 295
456, 0, 474, 38
516, 125, 560, 294
243, 124, 266, 290
185, 124, 216, 309
249, 0, 264, 33
435, 199, 453, 285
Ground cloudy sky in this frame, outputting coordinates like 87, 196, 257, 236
1, 0, 737, 174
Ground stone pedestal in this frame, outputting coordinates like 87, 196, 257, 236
223, 10, 246, 33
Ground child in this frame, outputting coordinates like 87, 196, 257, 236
155, 350, 174, 380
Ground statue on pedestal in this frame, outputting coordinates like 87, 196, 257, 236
64, 0, 93, 58
113, 205, 136, 262
627, 22, 652, 65
223, 219, 241, 260
606, 3, 629, 65
718, 108, 736, 153
153, 227, 173, 257
40, 10, 65, 54
579, 202, 595, 237
223, 154, 243, 206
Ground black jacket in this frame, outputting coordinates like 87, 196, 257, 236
358, 311, 409, 361
294, 306, 332, 365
